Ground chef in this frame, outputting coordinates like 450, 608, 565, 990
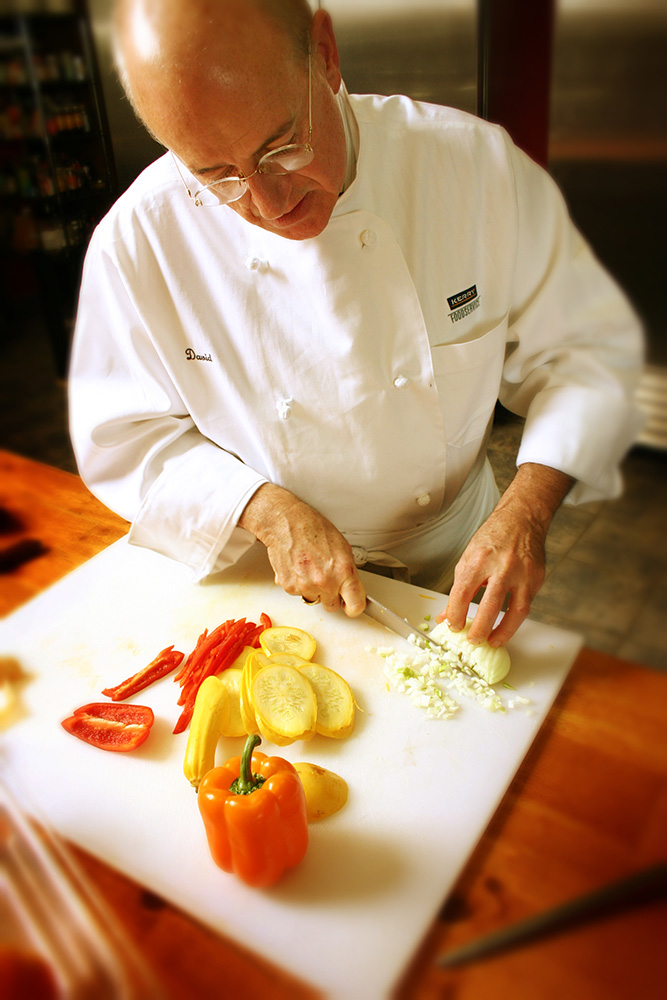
68, 0, 643, 646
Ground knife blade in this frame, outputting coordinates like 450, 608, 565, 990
437, 863, 667, 968
364, 595, 443, 649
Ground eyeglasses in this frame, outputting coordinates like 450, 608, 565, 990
173, 50, 313, 208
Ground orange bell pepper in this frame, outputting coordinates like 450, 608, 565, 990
197, 734, 308, 887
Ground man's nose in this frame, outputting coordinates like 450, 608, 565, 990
245, 172, 292, 220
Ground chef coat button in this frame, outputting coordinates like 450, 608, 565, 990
359, 228, 377, 248
246, 256, 267, 271
417, 494, 431, 507
276, 398, 293, 420
393, 373, 410, 389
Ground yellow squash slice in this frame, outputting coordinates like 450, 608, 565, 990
217, 667, 246, 738
265, 652, 311, 668
259, 626, 316, 661
228, 645, 256, 671
251, 664, 317, 746
240, 650, 270, 735
298, 663, 355, 739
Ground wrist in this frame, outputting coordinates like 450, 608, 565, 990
496, 463, 574, 533
238, 483, 302, 545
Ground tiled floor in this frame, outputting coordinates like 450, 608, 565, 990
2, 311, 666, 672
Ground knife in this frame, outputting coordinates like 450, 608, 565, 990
437, 863, 667, 968
364, 595, 443, 648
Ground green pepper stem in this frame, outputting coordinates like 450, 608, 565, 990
237, 733, 262, 794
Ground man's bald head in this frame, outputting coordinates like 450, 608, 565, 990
114, 0, 314, 128
113, 0, 346, 241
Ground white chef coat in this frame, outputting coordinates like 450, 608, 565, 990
69, 92, 644, 587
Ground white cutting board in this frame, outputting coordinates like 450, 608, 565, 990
0, 538, 582, 999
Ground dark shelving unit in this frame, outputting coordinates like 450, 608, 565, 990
1, 0, 117, 376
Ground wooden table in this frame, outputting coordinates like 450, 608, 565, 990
1, 448, 666, 999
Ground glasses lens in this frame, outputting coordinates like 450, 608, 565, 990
259, 144, 314, 176
195, 177, 247, 207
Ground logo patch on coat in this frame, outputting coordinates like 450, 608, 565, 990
447, 285, 480, 323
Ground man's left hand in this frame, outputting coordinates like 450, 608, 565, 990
438, 463, 574, 646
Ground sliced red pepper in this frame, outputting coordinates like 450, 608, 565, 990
188, 619, 251, 691
61, 702, 154, 752
101, 646, 184, 701
175, 622, 232, 690
172, 614, 272, 734
173, 690, 198, 735
185, 619, 245, 692
174, 628, 209, 685
245, 612, 273, 648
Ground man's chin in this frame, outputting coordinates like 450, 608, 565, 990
240, 191, 337, 241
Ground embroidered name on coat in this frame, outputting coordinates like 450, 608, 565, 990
185, 348, 212, 362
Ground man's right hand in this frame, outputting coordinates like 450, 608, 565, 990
238, 483, 367, 617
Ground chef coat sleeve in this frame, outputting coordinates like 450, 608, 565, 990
68, 236, 268, 580
498, 136, 645, 505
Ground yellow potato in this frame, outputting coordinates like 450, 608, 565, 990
294, 762, 348, 822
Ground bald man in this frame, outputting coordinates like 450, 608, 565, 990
68, 0, 643, 645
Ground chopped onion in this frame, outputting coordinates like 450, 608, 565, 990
368, 616, 535, 720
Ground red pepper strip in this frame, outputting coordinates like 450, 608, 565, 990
178, 613, 270, 688
172, 616, 272, 733
194, 619, 256, 687
187, 619, 247, 691
173, 624, 258, 733
197, 735, 308, 887
173, 692, 197, 735
174, 626, 212, 685
244, 612, 272, 648
61, 702, 154, 752
101, 646, 184, 701
176, 621, 234, 690
173, 628, 252, 732
176, 620, 254, 707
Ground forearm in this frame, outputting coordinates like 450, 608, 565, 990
494, 462, 574, 539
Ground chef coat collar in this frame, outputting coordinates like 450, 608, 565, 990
337, 81, 359, 194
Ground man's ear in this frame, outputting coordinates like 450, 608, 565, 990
311, 8, 342, 94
